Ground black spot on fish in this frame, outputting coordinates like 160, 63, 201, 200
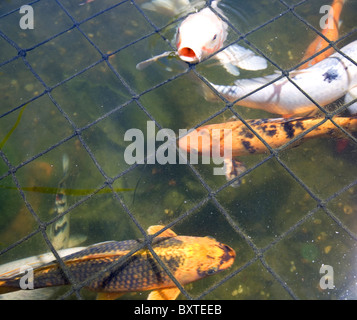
240, 126, 255, 139
260, 125, 267, 132
266, 128, 277, 137
295, 121, 305, 131
242, 140, 256, 153
323, 68, 339, 83
249, 119, 269, 126
53, 219, 68, 236
328, 128, 335, 136
283, 122, 295, 138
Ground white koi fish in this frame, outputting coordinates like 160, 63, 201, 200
137, 1, 267, 75
205, 40, 357, 117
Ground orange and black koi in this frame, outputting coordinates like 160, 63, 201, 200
179, 116, 357, 185
0, 225, 235, 300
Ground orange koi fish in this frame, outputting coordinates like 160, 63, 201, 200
178, 116, 357, 185
299, 0, 346, 69
0, 225, 235, 300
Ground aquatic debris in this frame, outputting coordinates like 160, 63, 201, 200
0, 104, 28, 150
0, 185, 132, 196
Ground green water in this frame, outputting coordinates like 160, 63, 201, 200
0, 0, 357, 300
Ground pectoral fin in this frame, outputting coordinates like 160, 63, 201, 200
136, 51, 175, 70
147, 225, 177, 237
147, 287, 181, 300
215, 44, 267, 74
96, 292, 124, 300
68, 234, 87, 247
221, 63, 240, 76
224, 158, 246, 187
345, 85, 357, 115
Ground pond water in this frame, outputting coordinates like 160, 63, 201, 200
0, 0, 356, 300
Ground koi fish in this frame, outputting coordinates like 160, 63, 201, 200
79, 0, 95, 6
0, 247, 86, 300
137, 1, 267, 75
178, 116, 357, 185
205, 40, 357, 117
48, 154, 86, 251
299, 0, 345, 70
0, 154, 86, 300
141, 0, 203, 16
0, 225, 235, 300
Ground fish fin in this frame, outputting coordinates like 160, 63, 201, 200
62, 154, 69, 175
68, 234, 87, 247
147, 287, 181, 300
221, 63, 240, 76
96, 292, 124, 300
141, 0, 192, 16
216, 44, 267, 71
136, 51, 174, 70
147, 225, 177, 237
282, 114, 296, 119
224, 158, 246, 187
345, 85, 357, 115
0, 280, 20, 295
336, 138, 349, 153
236, 54, 268, 71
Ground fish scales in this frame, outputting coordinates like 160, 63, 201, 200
0, 226, 235, 299
180, 116, 357, 157
0, 237, 209, 292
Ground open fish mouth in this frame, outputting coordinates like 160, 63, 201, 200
220, 244, 236, 268
177, 46, 201, 62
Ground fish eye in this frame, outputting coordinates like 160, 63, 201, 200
212, 34, 217, 41
207, 267, 218, 275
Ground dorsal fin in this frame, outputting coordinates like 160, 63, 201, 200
147, 225, 177, 238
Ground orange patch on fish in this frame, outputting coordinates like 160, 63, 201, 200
299, 0, 345, 69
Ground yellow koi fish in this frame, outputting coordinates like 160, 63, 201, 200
178, 116, 357, 185
0, 225, 235, 300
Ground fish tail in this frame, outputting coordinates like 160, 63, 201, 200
331, 0, 345, 19
333, 116, 357, 134
304, 116, 357, 141
0, 278, 21, 295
